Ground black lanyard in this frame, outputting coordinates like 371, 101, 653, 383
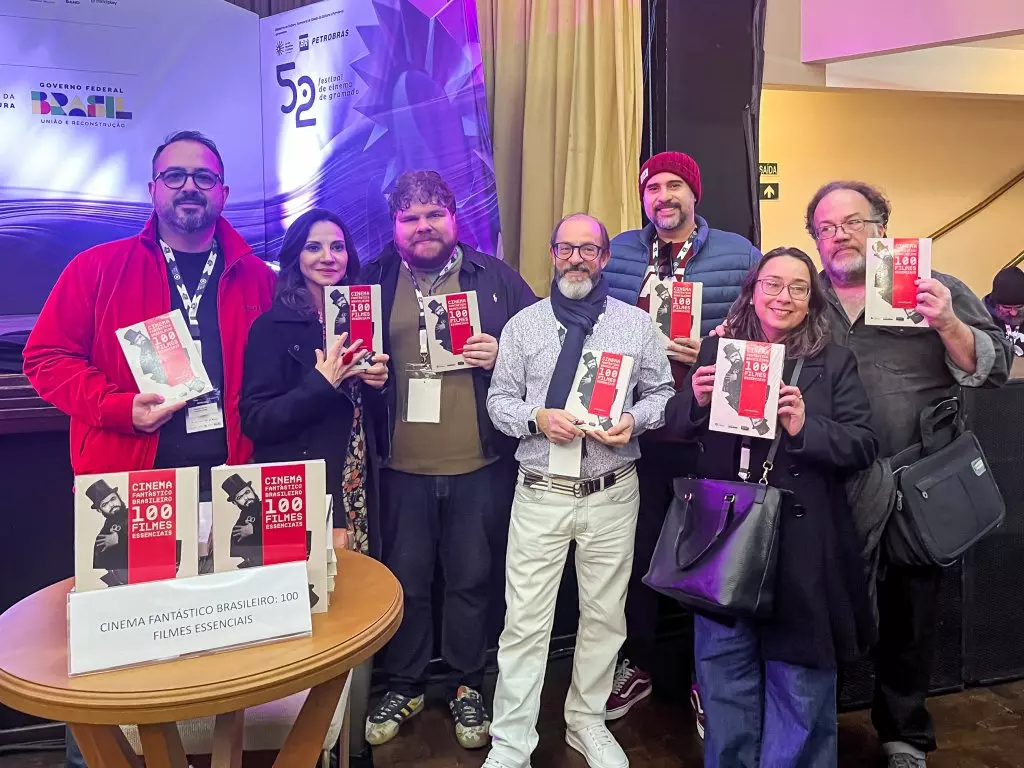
650, 230, 698, 280
402, 247, 461, 360
160, 239, 217, 340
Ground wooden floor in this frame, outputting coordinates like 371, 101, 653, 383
3, 661, 1023, 767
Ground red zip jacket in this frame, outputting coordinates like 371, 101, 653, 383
23, 214, 276, 475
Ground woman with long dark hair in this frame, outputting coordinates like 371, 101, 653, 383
240, 208, 387, 767
664, 247, 878, 767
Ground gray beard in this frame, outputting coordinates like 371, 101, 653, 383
558, 274, 594, 300
825, 254, 866, 288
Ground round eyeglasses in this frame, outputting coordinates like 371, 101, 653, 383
552, 242, 603, 261
757, 278, 810, 301
154, 169, 223, 191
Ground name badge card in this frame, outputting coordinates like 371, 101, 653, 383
404, 364, 442, 423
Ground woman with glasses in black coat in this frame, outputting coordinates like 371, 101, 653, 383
665, 247, 878, 768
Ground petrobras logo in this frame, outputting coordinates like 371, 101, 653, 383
31, 83, 132, 120
300, 30, 349, 51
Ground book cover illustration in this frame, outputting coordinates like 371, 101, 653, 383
709, 340, 785, 440
422, 290, 482, 372
865, 238, 932, 327
74, 467, 199, 592
563, 350, 636, 431
116, 309, 213, 405
648, 278, 703, 347
325, 284, 383, 370
212, 461, 329, 614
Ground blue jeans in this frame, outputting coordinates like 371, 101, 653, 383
693, 614, 837, 768
66, 726, 87, 768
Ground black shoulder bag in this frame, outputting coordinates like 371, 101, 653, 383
885, 396, 1005, 567
642, 359, 803, 618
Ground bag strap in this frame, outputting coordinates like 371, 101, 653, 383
751, 357, 804, 485
919, 396, 960, 456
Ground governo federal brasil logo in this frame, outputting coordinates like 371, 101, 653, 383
31, 84, 132, 120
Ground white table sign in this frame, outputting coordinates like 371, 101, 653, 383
68, 560, 312, 676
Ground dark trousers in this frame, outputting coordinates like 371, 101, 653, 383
871, 563, 943, 753
381, 461, 508, 700
622, 441, 696, 673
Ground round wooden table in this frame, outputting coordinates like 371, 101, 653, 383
0, 549, 402, 768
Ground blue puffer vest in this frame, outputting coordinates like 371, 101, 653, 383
606, 217, 761, 335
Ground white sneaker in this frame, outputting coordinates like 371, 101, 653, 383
482, 755, 530, 768
566, 724, 628, 768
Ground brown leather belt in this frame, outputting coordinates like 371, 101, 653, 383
519, 463, 636, 498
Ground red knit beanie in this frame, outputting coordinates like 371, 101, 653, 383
639, 151, 702, 204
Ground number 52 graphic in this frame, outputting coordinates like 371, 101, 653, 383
276, 62, 316, 128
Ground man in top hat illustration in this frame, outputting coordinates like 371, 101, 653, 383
652, 281, 673, 339
427, 298, 453, 353
872, 241, 923, 323
124, 328, 168, 385
574, 352, 614, 431
87, 479, 129, 587
720, 342, 770, 436
330, 288, 351, 340
222, 473, 263, 568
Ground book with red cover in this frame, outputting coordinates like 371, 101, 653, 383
422, 290, 483, 372
709, 339, 785, 439
324, 284, 383, 370
74, 467, 199, 592
116, 309, 213, 405
564, 350, 636, 432
865, 238, 932, 327
211, 460, 329, 614
648, 278, 703, 346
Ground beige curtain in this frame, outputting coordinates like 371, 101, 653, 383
476, 0, 643, 296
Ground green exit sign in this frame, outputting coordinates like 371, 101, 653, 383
759, 162, 778, 176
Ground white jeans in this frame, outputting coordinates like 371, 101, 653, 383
489, 468, 640, 766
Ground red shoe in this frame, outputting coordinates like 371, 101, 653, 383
690, 683, 705, 740
605, 659, 652, 721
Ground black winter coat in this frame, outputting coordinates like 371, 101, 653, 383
665, 337, 879, 668
239, 300, 382, 558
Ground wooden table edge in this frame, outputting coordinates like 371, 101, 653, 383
0, 586, 402, 725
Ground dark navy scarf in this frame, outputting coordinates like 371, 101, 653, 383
546, 275, 609, 409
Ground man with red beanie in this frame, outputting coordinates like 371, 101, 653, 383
24, 131, 275, 767
604, 151, 760, 729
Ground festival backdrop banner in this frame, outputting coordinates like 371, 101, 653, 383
259, 0, 500, 262
0, 0, 265, 315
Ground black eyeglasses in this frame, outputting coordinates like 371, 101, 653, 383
552, 242, 603, 261
154, 168, 223, 190
814, 217, 880, 241
757, 278, 810, 301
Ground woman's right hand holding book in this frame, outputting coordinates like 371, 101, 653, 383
315, 333, 367, 388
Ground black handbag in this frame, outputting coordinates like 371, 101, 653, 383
885, 396, 1006, 567
642, 359, 803, 618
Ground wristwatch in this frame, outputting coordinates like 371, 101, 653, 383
527, 407, 541, 435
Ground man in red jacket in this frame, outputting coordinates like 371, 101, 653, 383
25, 129, 275, 488
23, 129, 275, 768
